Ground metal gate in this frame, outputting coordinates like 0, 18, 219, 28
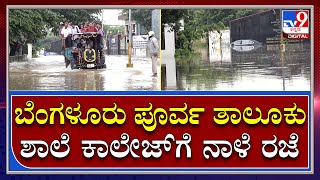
106, 34, 128, 55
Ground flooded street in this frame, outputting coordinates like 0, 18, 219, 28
9, 55, 160, 90
175, 43, 311, 91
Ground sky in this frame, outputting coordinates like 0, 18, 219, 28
100, 9, 125, 26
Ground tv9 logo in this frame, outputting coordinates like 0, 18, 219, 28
282, 10, 309, 39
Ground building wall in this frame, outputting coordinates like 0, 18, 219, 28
209, 30, 230, 46
208, 30, 231, 63
230, 10, 279, 43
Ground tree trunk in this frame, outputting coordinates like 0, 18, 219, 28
188, 40, 193, 51
18, 45, 23, 55
9, 43, 17, 56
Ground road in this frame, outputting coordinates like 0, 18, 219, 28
9, 55, 160, 90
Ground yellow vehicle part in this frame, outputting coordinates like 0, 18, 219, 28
84, 49, 96, 62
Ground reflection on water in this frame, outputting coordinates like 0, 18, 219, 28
210, 44, 232, 63
176, 43, 311, 91
9, 55, 160, 90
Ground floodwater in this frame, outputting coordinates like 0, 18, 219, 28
175, 43, 311, 91
9, 55, 160, 90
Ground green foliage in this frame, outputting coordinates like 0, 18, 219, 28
51, 9, 101, 25
162, 9, 265, 53
161, 9, 186, 32
32, 45, 41, 58
175, 48, 202, 65
121, 9, 152, 32
35, 36, 60, 50
9, 9, 101, 55
9, 9, 101, 44
50, 9, 101, 35
103, 25, 125, 34
9, 9, 61, 44
32, 36, 61, 57
175, 48, 192, 60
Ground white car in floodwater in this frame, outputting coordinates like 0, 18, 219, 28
230, 39, 262, 52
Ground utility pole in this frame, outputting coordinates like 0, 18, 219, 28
127, 9, 133, 68
280, 10, 285, 63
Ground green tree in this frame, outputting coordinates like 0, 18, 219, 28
9, 9, 101, 56
103, 25, 125, 34
161, 9, 264, 51
9, 9, 62, 56
176, 10, 205, 50
51, 9, 101, 36
121, 9, 152, 32
9, 9, 61, 44
52, 9, 101, 25
161, 9, 186, 32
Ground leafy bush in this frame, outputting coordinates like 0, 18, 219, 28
175, 48, 203, 66
175, 48, 192, 60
